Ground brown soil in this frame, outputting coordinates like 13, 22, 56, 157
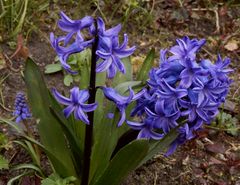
1, 1, 240, 184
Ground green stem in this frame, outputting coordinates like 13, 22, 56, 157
81, 25, 98, 185
205, 125, 240, 131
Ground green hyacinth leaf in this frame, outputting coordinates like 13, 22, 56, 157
0, 155, 9, 170
93, 139, 149, 185
136, 48, 155, 83
112, 57, 132, 87
24, 58, 77, 179
90, 80, 140, 183
140, 129, 178, 167
44, 63, 62, 74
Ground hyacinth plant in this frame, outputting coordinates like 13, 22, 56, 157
19, 12, 232, 185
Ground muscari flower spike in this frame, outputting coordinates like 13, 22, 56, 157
52, 87, 98, 124
13, 92, 31, 123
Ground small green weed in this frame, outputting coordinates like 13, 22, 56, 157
209, 112, 239, 136
0, 0, 49, 40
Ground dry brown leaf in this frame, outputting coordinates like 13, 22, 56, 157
131, 56, 144, 75
205, 143, 227, 154
224, 40, 238, 51
10, 34, 29, 59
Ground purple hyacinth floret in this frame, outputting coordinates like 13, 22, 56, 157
127, 116, 164, 140
52, 87, 98, 124
50, 12, 94, 74
58, 12, 94, 43
129, 36, 232, 155
102, 87, 146, 126
130, 90, 156, 117
145, 101, 180, 134
96, 18, 136, 78
168, 36, 206, 62
50, 13, 135, 79
13, 92, 31, 123
165, 124, 194, 156
50, 33, 94, 74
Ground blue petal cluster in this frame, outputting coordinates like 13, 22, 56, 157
96, 18, 136, 78
50, 12, 135, 78
51, 12, 136, 125
50, 12, 95, 74
52, 87, 97, 124
51, 13, 232, 156
13, 92, 31, 123
102, 87, 146, 126
129, 36, 232, 155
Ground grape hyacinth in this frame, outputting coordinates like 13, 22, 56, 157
128, 36, 232, 155
13, 92, 31, 123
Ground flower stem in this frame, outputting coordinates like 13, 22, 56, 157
81, 31, 98, 185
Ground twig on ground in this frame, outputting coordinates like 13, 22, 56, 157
0, 102, 13, 112
150, 0, 155, 15
172, 170, 191, 180
153, 172, 158, 185
213, 7, 220, 34
192, 6, 220, 34
233, 86, 240, 99
0, 74, 13, 112
202, 47, 215, 59
3, 53, 21, 72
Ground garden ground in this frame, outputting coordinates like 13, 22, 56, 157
0, 1, 240, 184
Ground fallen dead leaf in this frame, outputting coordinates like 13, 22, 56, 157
224, 40, 238, 51
182, 155, 190, 165
205, 143, 227, 154
131, 56, 144, 75
209, 156, 225, 165
10, 34, 29, 60
224, 100, 237, 113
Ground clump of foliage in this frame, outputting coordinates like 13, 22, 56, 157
0, 0, 49, 40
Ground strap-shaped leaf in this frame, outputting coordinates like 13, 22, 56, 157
49, 106, 83, 176
139, 129, 178, 167
137, 48, 155, 82
24, 58, 76, 178
89, 89, 115, 182
12, 163, 43, 175
90, 81, 140, 183
0, 117, 23, 134
0, 155, 9, 170
114, 81, 142, 94
93, 139, 149, 185
7, 172, 32, 185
